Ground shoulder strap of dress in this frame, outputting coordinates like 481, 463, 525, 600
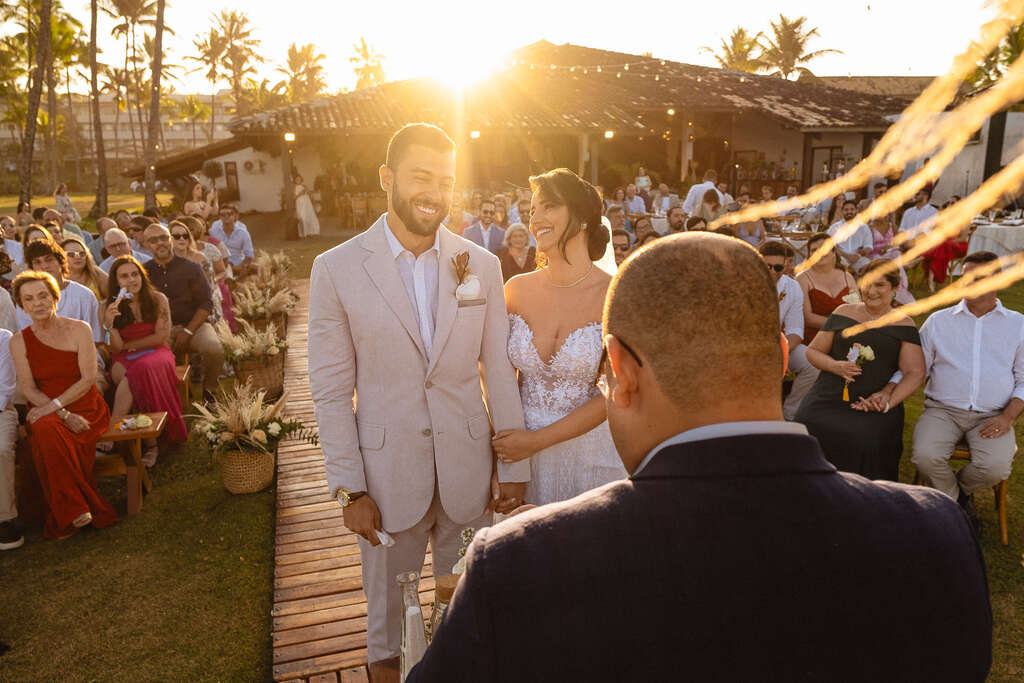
805, 271, 816, 290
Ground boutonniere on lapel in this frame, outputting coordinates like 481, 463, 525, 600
452, 251, 482, 301
779, 291, 787, 302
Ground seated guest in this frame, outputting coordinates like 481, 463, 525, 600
681, 169, 721, 215
623, 183, 646, 221
635, 228, 659, 247
462, 199, 505, 253
694, 188, 722, 223
61, 237, 108, 300
612, 228, 631, 267
89, 217, 117, 264
760, 241, 804, 355
16, 237, 103, 344
911, 251, 1023, 534
409, 234, 991, 683
666, 205, 686, 233
717, 180, 734, 205
9, 271, 117, 539
760, 184, 774, 202
496, 223, 536, 282
127, 216, 153, 257
650, 183, 672, 215
113, 209, 132, 231
685, 216, 707, 231
169, 221, 223, 323
102, 257, 187, 465
99, 228, 151, 272
182, 215, 236, 333
210, 204, 254, 277
898, 188, 938, 239
921, 196, 968, 292
0, 215, 24, 268
827, 200, 873, 271
0, 287, 17, 334
41, 220, 64, 241
142, 223, 224, 402
632, 215, 655, 238
735, 212, 765, 248
606, 204, 627, 236
42, 208, 89, 245
796, 259, 926, 480
0, 327, 20, 549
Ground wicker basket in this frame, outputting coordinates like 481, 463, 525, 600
248, 313, 289, 337
221, 448, 275, 494
235, 352, 285, 398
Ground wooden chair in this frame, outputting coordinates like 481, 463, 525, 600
176, 363, 192, 409
913, 440, 1013, 545
94, 412, 167, 515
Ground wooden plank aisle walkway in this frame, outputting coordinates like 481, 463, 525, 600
271, 280, 435, 683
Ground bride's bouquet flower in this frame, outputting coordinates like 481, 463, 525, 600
842, 291, 862, 304
843, 343, 875, 401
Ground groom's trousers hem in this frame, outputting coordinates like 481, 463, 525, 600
358, 487, 492, 663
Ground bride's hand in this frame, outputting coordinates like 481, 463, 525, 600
492, 429, 539, 464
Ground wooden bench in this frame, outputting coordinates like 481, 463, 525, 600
94, 412, 167, 515
176, 364, 191, 409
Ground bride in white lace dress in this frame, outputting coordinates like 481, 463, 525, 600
492, 169, 626, 506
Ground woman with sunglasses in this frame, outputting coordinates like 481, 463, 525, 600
61, 237, 108, 301
491, 168, 625, 508
169, 221, 223, 323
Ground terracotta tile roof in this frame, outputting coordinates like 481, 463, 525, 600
806, 75, 939, 100
229, 41, 907, 136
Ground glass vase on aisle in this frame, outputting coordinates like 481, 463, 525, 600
397, 571, 428, 681
427, 574, 460, 642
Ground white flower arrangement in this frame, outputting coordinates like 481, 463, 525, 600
214, 319, 288, 365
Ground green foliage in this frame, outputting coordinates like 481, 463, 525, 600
700, 27, 766, 73
351, 36, 385, 90
277, 42, 328, 103
969, 22, 1024, 94
758, 14, 842, 80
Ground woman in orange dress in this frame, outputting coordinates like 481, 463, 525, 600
10, 271, 116, 539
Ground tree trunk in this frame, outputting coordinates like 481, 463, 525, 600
19, 0, 51, 205
144, 0, 165, 210
66, 66, 81, 186
131, 24, 148, 154
209, 90, 215, 143
89, 0, 108, 218
46, 55, 58, 191
123, 41, 138, 157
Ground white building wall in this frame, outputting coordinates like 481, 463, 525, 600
196, 143, 326, 214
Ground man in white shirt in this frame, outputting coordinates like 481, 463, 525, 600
827, 200, 873, 272
623, 184, 647, 219
0, 215, 23, 273
650, 184, 673, 215
462, 199, 505, 253
760, 242, 813, 419
682, 170, 723, 216
717, 181, 734, 206
16, 237, 103, 342
0, 327, 19, 550
210, 204, 255, 276
99, 228, 151, 272
898, 188, 939, 240
910, 251, 1023, 533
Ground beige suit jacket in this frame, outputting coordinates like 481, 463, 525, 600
308, 214, 529, 533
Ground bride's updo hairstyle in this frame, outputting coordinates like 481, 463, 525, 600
529, 168, 609, 264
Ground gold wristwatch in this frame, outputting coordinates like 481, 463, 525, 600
336, 488, 366, 508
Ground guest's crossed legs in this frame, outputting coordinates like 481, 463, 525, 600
359, 487, 491, 664
912, 400, 1015, 500
172, 322, 225, 393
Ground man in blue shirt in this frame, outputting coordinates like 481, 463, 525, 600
209, 204, 254, 277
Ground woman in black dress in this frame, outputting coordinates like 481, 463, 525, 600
496, 223, 536, 282
795, 259, 926, 480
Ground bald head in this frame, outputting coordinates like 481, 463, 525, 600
604, 233, 781, 411
96, 217, 116, 234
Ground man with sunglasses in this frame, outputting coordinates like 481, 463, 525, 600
462, 198, 505, 254
410, 233, 991, 683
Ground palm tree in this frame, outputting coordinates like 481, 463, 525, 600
101, 65, 129, 163
350, 37, 385, 90
89, 0, 107, 217
50, 11, 86, 186
216, 10, 262, 115
758, 14, 842, 80
277, 42, 327, 103
187, 27, 226, 141
237, 77, 287, 112
177, 94, 210, 145
19, 0, 51, 204
102, 0, 158, 154
143, 0, 164, 210
700, 27, 766, 74
969, 22, 1024, 88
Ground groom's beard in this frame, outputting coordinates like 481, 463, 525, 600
392, 180, 449, 237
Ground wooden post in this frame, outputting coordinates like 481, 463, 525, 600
679, 110, 692, 184
578, 133, 589, 178
589, 137, 600, 185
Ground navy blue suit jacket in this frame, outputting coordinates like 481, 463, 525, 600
408, 433, 991, 682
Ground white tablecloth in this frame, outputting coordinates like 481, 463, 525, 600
968, 223, 1024, 257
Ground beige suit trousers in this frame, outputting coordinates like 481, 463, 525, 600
911, 399, 1016, 500
358, 486, 492, 663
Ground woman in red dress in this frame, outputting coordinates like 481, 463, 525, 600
102, 257, 187, 467
10, 271, 116, 539
796, 233, 859, 344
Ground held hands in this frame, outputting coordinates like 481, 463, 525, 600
492, 429, 539, 464
495, 481, 527, 515
342, 494, 384, 546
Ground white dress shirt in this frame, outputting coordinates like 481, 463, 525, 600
0, 289, 16, 334
920, 299, 1024, 412
384, 220, 439, 356
15, 280, 104, 342
898, 204, 939, 239
0, 329, 14, 408
634, 421, 810, 475
4, 239, 23, 266
777, 275, 805, 340
827, 220, 873, 270
625, 195, 646, 215
682, 181, 725, 215
480, 224, 495, 251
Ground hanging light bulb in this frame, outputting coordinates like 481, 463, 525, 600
616, 72, 621, 78
624, 64, 630, 71
667, 108, 675, 115
655, 74, 660, 81
596, 66, 602, 73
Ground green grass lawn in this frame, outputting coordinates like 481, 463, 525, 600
0, 193, 174, 219
0, 218, 1021, 680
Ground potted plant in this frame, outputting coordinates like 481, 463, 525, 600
232, 281, 296, 335
215, 319, 288, 398
192, 381, 318, 494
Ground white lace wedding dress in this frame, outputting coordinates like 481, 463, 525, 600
508, 314, 626, 506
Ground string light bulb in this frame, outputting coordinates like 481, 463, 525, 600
604, 130, 615, 139
470, 130, 481, 139
667, 108, 675, 115
624, 64, 630, 71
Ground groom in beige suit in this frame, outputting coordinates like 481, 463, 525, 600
308, 123, 529, 681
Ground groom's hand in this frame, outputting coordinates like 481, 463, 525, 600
495, 482, 527, 514
343, 495, 383, 546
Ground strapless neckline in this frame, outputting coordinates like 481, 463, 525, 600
509, 313, 601, 366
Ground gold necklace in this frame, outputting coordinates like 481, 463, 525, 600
546, 264, 594, 288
